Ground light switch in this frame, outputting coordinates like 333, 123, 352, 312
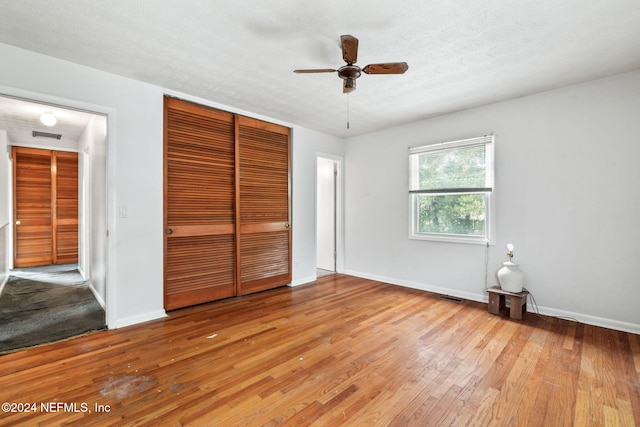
119, 206, 128, 218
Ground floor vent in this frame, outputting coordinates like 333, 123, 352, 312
438, 295, 464, 304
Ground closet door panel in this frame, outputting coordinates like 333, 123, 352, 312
239, 232, 289, 280
166, 234, 236, 309
54, 151, 79, 264
13, 147, 53, 267
237, 117, 291, 295
164, 97, 236, 310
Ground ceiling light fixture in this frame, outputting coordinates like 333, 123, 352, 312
40, 112, 57, 127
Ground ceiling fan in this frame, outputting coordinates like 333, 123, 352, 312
294, 35, 409, 93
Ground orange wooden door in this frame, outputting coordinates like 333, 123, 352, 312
236, 116, 291, 295
53, 151, 79, 264
164, 97, 237, 310
13, 147, 53, 267
13, 147, 78, 267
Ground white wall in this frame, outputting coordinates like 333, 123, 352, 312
291, 126, 345, 285
78, 115, 108, 305
344, 70, 640, 333
0, 130, 8, 226
78, 152, 89, 279
89, 116, 108, 305
0, 130, 8, 289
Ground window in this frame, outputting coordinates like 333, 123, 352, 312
409, 135, 494, 244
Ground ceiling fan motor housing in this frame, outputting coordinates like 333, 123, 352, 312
338, 65, 361, 80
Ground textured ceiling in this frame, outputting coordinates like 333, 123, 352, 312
0, 0, 639, 138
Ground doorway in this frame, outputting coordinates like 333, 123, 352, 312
0, 94, 109, 349
316, 154, 342, 278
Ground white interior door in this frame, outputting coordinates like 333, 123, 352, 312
316, 157, 336, 271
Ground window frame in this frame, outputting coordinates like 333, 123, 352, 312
408, 135, 495, 245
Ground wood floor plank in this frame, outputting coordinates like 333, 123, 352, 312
0, 274, 638, 426
546, 325, 582, 425
631, 333, 640, 378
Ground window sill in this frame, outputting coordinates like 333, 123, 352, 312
409, 233, 491, 245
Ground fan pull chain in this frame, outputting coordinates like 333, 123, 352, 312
346, 93, 350, 129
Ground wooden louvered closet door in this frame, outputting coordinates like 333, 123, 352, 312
237, 117, 291, 295
13, 147, 78, 267
164, 98, 237, 310
164, 98, 292, 310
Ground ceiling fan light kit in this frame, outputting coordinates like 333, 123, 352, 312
294, 34, 408, 94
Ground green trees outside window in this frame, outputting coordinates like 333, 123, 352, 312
417, 193, 485, 236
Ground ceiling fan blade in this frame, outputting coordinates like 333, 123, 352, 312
362, 62, 409, 74
343, 78, 356, 93
293, 68, 337, 73
341, 35, 358, 64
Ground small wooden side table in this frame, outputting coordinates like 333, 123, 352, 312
486, 286, 529, 320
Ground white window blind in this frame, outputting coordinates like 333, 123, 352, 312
409, 135, 494, 194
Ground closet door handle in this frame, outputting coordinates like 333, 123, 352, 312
16, 220, 21, 225
284, 223, 290, 229
166, 228, 173, 235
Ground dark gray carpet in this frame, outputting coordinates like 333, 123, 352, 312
0, 265, 106, 354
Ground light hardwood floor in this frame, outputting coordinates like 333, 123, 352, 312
0, 275, 638, 426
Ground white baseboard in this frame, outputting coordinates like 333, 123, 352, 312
112, 310, 167, 329
87, 282, 106, 309
342, 269, 488, 303
531, 305, 640, 335
289, 275, 317, 287
0, 274, 7, 296
342, 269, 640, 335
